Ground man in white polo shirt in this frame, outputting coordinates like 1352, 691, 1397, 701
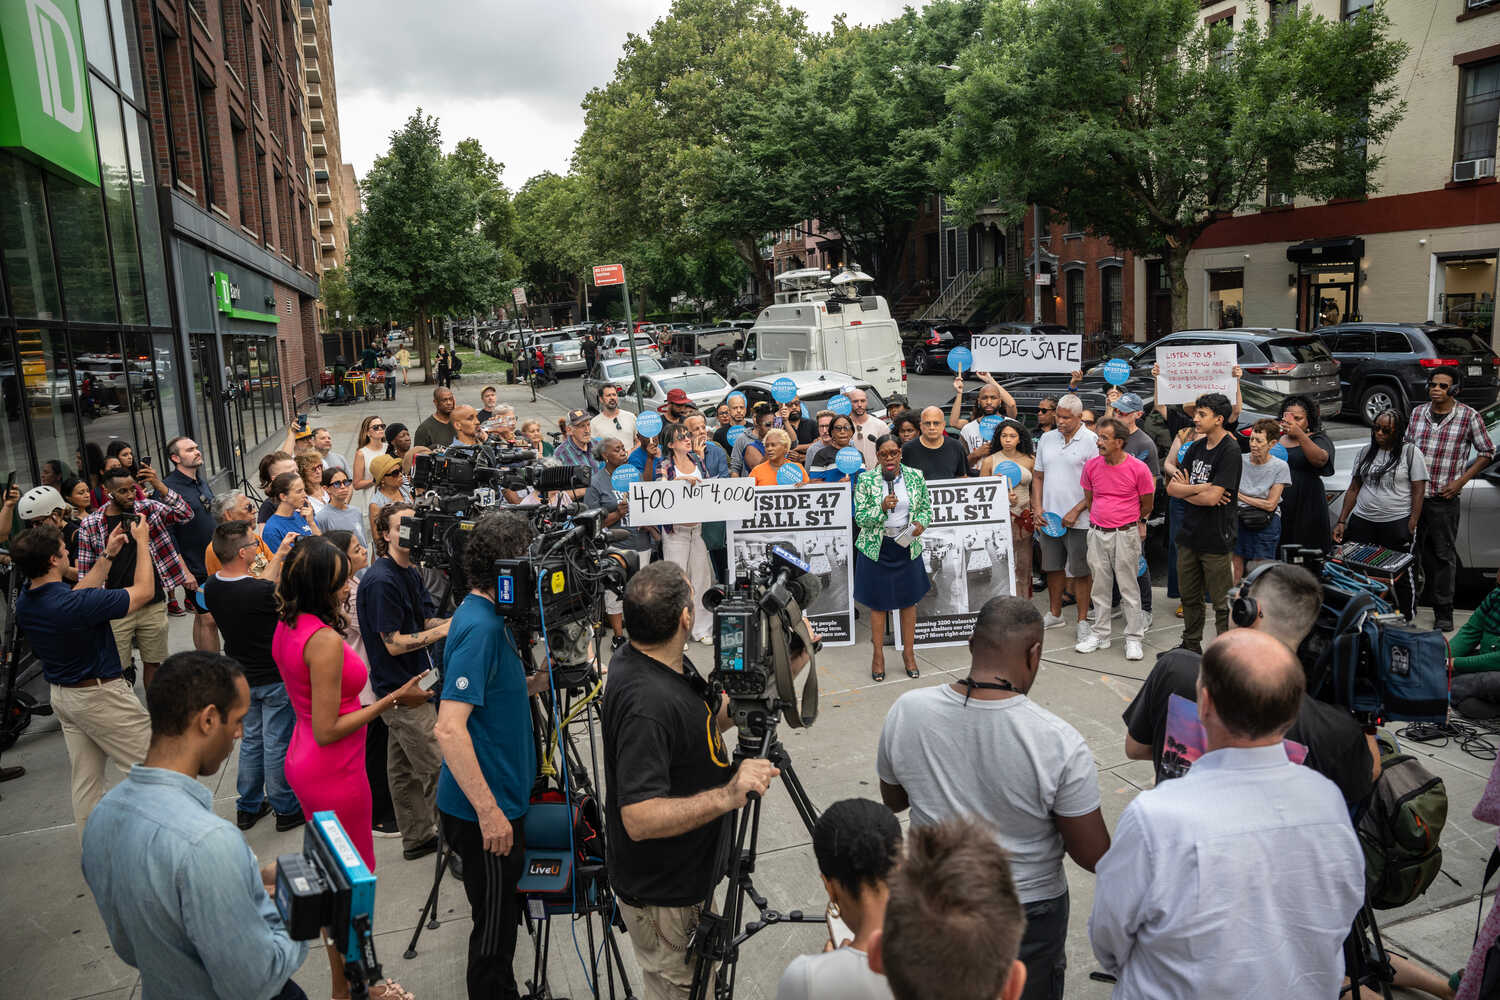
1031, 393, 1098, 645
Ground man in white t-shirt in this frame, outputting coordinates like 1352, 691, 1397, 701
590, 386, 637, 448
1030, 393, 1099, 644
877, 597, 1109, 1000
846, 387, 889, 467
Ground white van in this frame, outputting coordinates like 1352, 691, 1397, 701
720, 267, 906, 399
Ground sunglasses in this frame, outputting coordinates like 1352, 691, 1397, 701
1038, 406, 1055, 414
384, 469, 402, 477
326, 479, 351, 487
1428, 380, 1453, 390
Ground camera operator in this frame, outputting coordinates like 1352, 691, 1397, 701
433, 511, 552, 1000
585, 438, 656, 649
357, 502, 452, 863
602, 561, 791, 999
81, 651, 310, 1000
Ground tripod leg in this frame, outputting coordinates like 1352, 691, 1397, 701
401, 841, 448, 959
775, 762, 820, 837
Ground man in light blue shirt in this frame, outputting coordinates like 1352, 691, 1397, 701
1089, 629, 1364, 999
82, 651, 308, 1000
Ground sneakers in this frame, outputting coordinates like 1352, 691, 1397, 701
1042, 612, 1066, 629
1075, 621, 1093, 645
1075, 634, 1110, 654
1140, 610, 1154, 631
236, 802, 271, 831
1124, 639, 1144, 661
274, 811, 306, 833
372, 817, 401, 839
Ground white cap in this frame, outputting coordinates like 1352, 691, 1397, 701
18, 486, 69, 522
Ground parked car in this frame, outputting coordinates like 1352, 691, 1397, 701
664, 327, 743, 370
618, 367, 733, 416
898, 319, 973, 376
582, 356, 665, 412
727, 370, 890, 420
1315, 321, 1500, 426
544, 339, 588, 376
1324, 398, 1500, 573
1089, 328, 1341, 419
600, 333, 661, 361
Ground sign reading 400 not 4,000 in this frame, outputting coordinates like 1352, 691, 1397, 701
971, 331, 1082, 373
626, 478, 755, 527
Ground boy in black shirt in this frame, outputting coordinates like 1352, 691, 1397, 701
1166, 392, 1242, 652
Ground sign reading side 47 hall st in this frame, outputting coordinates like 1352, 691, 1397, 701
0, 0, 100, 186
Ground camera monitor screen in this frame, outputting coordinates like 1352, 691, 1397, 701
717, 613, 748, 672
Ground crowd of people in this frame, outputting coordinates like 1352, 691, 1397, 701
12, 357, 1500, 1000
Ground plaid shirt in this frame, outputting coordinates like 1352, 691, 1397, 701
553, 437, 592, 468
76, 489, 195, 591
1408, 402, 1495, 497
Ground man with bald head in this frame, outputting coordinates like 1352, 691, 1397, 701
901, 406, 970, 481
1091, 629, 1365, 999
451, 405, 484, 446
878, 596, 1109, 1000
844, 386, 888, 467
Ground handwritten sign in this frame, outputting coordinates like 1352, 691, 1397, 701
627, 478, 756, 527
971, 332, 1082, 373
1157, 344, 1237, 405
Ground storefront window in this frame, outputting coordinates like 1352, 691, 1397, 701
126, 332, 164, 457
80, 0, 116, 84
17, 327, 79, 489
0, 156, 62, 320
127, 113, 169, 326
91, 79, 148, 326
189, 333, 223, 477
72, 329, 141, 483
1209, 269, 1245, 328
111, 0, 144, 103
147, 332, 180, 461
46, 174, 116, 324
1439, 255, 1496, 340
0, 330, 32, 483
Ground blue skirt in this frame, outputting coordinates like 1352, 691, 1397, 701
854, 537, 931, 612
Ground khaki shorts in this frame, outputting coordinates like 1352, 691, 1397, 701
111, 599, 169, 668
604, 550, 654, 615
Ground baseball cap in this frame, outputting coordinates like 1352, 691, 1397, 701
18, 486, 69, 522
1115, 392, 1145, 414
665, 388, 691, 405
567, 408, 591, 425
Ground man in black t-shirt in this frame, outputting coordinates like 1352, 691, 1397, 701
201, 521, 303, 833
602, 562, 779, 998
902, 406, 970, 481
1121, 562, 1377, 807
1166, 393, 1242, 652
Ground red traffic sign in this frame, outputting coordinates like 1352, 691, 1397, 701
592, 264, 625, 287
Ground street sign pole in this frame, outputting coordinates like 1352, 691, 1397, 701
621, 278, 644, 413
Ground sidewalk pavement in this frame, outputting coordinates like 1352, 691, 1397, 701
2, 374, 1493, 998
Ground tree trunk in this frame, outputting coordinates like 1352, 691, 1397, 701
1168, 242, 1192, 335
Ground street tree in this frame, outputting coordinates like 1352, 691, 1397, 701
942, 0, 1407, 332
510, 171, 597, 315
447, 137, 514, 254
346, 112, 505, 379
574, 0, 807, 290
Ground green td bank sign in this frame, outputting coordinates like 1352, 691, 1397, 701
0, 0, 99, 187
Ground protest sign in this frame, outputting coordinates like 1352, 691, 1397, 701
971, 331, 1082, 373
627, 478, 756, 527
1156, 344, 1237, 405
900, 477, 1014, 648
729, 482, 854, 644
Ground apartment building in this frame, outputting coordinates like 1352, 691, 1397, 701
298, 0, 352, 282
1183, 0, 1500, 340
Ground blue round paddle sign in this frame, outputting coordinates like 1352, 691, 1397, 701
776, 463, 803, 485
727, 424, 745, 446
636, 410, 663, 437
1101, 358, 1131, 386
801, 403, 811, 420
991, 460, 1022, 487
835, 446, 864, 475
610, 464, 641, 493
828, 394, 852, 416
771, 377, 798, 404
1270, 442, 1289, 461
1138, 553, 1149, 579
978, 414, 1003, 439
1040, 512, 1066, 537
947, 346, 973, 374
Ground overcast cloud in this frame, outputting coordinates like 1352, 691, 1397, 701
329, 0, 917, 192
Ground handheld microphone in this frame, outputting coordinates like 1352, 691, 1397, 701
883, 465, 897, 497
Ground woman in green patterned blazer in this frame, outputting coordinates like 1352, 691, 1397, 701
854, 435, 933, 681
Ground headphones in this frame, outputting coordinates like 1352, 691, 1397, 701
1229, 561, 1281, 628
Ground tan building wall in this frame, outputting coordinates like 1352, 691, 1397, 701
300, 0, 350, 276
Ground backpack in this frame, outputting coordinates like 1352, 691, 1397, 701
1357, 741, 1447, 909
1316, 586, 1449, 724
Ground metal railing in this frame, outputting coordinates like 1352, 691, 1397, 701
916, 267, 994, 322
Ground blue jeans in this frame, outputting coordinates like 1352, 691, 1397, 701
236, 682, 300, 816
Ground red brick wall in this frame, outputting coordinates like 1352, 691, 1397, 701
1023, 213, 1137, 339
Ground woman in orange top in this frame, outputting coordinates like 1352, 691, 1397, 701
750, 427, 808, 486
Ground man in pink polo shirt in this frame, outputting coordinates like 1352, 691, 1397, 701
1076, 417, 1155, 659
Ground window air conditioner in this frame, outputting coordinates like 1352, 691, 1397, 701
1267, 191, 1293, 207
1454, 158, 1497, 183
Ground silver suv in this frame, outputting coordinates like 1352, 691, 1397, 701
1109, 328, 1341, 417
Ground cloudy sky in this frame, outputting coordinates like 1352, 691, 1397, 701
329, 0, 917, 191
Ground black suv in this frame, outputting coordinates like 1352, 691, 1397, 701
898, 318, 973, 375
1315, 322, 1499, 426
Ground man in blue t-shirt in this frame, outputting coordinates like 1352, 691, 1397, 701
433, 511, 549, 1000
357, 502, 451, 861
13, 516, 156, 832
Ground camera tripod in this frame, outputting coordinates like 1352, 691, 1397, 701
687, 708, 824, 1000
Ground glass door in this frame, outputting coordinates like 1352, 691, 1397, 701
189, 333, 228, 479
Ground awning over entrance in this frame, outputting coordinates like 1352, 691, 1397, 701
1286, 237, 1365, 266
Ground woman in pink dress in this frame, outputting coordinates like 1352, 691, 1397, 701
273, 537, 428, 1000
